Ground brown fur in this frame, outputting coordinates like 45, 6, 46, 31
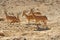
4, 10, 20, 23
29, 9, 48, 26
22, 10, 34, 23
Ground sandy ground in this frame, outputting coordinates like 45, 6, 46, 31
0, 0, 60, 40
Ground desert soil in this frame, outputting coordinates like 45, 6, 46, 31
0, 0, 60, 40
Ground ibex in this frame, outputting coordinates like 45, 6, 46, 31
4, 10, 20, 24
22, 10, 34, 23
11, 13, 20, 23
30, 9, 48, 27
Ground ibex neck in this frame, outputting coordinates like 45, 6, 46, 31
23, 12, 28, 17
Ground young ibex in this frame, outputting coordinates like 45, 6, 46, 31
22, 10, 34, 23
4, 10, 20, 24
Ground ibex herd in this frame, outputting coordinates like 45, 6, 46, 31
4, 8, 48, 27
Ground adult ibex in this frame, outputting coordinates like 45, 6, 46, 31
30, 9, 48, 27
22, 10, 34, 23
11, 13, 20, 23
4, 10, 20, 24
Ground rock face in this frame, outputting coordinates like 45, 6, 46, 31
0, 0, 60, 40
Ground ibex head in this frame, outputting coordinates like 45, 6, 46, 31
30, 8, 34, 14
22, 10, 27, 17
